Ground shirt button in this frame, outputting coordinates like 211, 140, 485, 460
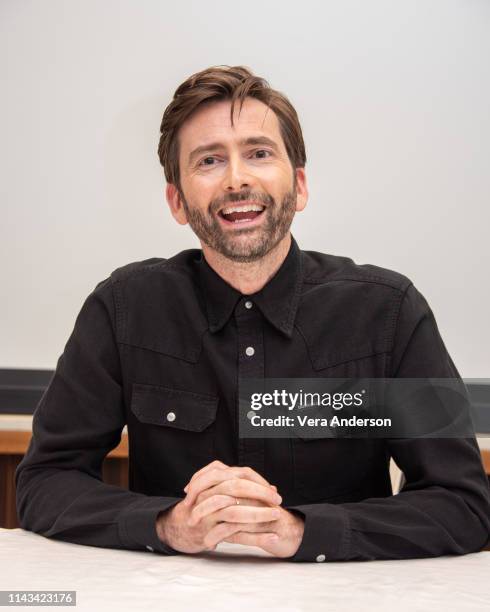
316, 554, 326, 562
245, 346, 255, 357
146, 545, 154, 552
244, 300, 253, 309
166, 412, 176, 422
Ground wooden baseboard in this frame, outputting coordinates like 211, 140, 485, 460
0, 430, 128, 457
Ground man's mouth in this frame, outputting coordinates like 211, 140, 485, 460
218, 202, 266, 224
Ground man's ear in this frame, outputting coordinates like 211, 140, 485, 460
166, 183, 189, 225
294, 168, 308, 213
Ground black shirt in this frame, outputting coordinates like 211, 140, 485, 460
15, 234, 490, 561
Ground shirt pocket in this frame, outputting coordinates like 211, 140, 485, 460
292, 434, 375, 502
129, 383, 219, 492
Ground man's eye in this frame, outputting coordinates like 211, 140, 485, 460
198, 150, 271, 167
200, 156, 217, 166
254, 149, 272, 159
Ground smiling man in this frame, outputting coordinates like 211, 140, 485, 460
167, 95, 304, 270
16, 65, 490, 562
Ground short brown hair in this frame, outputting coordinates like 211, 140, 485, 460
157, 65, 306, 192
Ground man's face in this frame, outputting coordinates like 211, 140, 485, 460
166, 97, 307, 263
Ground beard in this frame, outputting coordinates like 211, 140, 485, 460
179, 178, 298, 263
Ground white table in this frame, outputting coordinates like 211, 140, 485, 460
1, 529, 489, 612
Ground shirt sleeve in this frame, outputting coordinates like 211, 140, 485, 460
285, 283, 490, 562
15, 278, 182, 555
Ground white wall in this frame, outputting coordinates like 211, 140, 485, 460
1, 0, 489, 376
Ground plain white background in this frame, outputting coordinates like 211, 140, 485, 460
1, 0, 489, 376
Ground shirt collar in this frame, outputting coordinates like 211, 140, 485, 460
195, 234, 303, 339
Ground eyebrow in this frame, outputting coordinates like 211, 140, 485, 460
187, 136, 280, 166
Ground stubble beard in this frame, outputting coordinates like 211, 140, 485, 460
179, 182, 298, 264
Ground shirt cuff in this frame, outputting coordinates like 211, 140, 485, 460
118, 496, 182, 555
284, 502, 351, 562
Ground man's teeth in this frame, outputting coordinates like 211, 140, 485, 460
221, 204, 265, 215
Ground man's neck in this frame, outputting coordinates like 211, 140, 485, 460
201, 233, 292, 295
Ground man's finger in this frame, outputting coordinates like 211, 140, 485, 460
194, 485, 277, 508
184, 468, 280, 507
184, 464, 273, 494
214, 505, 281, 525
219, 479, 282, 507
186, 477, 281, 509
218, 520, 280, 533
203, 521, 247, 550
183, 460, 230, 492
224, 531, 279, 551
188, 494, 236, 526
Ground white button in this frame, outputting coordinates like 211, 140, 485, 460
245, 300, 253, 309
316, 554, 326, 562
146, 545, 154, 552
245, 346, 255, 357
166, 412, 176, 422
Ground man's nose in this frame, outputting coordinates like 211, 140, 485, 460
221, 154, 255, 192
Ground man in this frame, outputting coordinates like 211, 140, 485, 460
16, 65, 490, 562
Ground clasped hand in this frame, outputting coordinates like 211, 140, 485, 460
156, 460, 304, 558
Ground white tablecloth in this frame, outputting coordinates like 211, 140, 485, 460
1, 529, 489, 612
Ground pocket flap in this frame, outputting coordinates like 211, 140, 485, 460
131, 383, 218, 432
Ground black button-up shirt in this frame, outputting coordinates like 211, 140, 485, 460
16, 235, 490, 561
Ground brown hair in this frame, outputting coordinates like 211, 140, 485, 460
157, 65, 306, 192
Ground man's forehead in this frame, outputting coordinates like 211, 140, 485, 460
180, 98, 281, 145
